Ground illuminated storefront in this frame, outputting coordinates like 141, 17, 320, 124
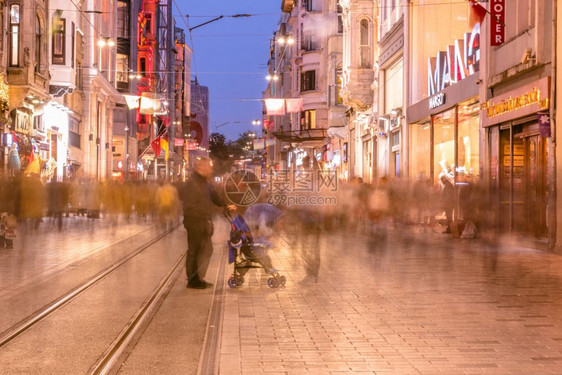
409, 97, 480, 186
483, 77, 550, 237
43, 102, 71, 181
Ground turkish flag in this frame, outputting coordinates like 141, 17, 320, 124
151, 136, 161, 157
468, 0, 487, 28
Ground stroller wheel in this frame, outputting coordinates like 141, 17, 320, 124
236, 276, 244, 286
267, 278, 278, 288
227, 277, 238, 288
279, 276, 286, 286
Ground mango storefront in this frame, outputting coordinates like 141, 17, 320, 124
408, 75, 480, 189
482, 76, 551, 239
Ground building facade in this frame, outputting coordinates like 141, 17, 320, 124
267, 0, 341, 175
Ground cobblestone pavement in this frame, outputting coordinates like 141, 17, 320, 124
219, 226, 562, 375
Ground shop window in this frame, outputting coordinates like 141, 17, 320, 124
433, 108, 455, 185
300, 110, 316, 130
301, 70, 315, 92
359, 19, 371, 68
410, 121, 431, 181
52, 17, 65, 65
457, 102, 480, 178
9, 4, 20, 67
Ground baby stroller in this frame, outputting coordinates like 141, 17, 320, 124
225, 213, 286, 288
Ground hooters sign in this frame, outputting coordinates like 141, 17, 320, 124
428, 23, 481, 96
490, 0, 505, 46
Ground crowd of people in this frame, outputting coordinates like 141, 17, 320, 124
0, 168, 489, 250
0, 175, 183, 234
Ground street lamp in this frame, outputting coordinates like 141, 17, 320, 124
124, 125, 129, 180
252, 119, 261, 126
277, 35, 295, 45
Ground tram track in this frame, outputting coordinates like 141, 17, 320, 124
0, 222, 182, 350
89, 249, 186, 375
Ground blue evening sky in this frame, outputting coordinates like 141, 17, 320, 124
174, 1, 280, 141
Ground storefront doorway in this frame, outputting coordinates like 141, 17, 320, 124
498, 122, 547, 237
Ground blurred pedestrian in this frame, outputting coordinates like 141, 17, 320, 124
0, 212, 17, 249
156, 181, 180, 228
19, 174, 45, 230
181, 158, 235, 289
440, 174, 456, 234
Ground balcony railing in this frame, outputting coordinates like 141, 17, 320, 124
272, 129, 328, 143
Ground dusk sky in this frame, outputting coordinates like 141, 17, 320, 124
174, 1, 280, 141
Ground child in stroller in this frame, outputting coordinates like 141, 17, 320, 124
226, 213, 286, 288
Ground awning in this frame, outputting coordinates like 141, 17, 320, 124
327, 125, 348, 139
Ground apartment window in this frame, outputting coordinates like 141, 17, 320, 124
71, 22, 75, 68
337, 5, 343, 34
9, 4, 20, 67
336, 67, 343, 104
35, 15, 42, 73
144, 13, 152, 35
116, 53, 129, 83
69, 117, 81, 149
52, 17, 65, 65
139, 57, 146, 76
359, 19, 371, 68
300, 110, 316, 130
301, 70, 315, 92
301, 33, 316, 51
33, 114, 43, 132
0, 11, 4, 55
117, 1, 129, 38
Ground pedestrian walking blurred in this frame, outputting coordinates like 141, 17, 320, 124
156, 181, 180, 228
47, 181, 69, 230
180, 158, 235, 289
440, 174, 456, 234
19, 174, 45, 231
0, 212, 17, 249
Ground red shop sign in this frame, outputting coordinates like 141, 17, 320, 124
490, 0, 505, 46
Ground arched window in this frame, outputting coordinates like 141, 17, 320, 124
359, 19, 371, 68
35, 15, 42, 73
9, 4, 20, 67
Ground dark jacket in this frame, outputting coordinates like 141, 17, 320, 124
181, 172, 226, 221
442, 179, 456, 207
